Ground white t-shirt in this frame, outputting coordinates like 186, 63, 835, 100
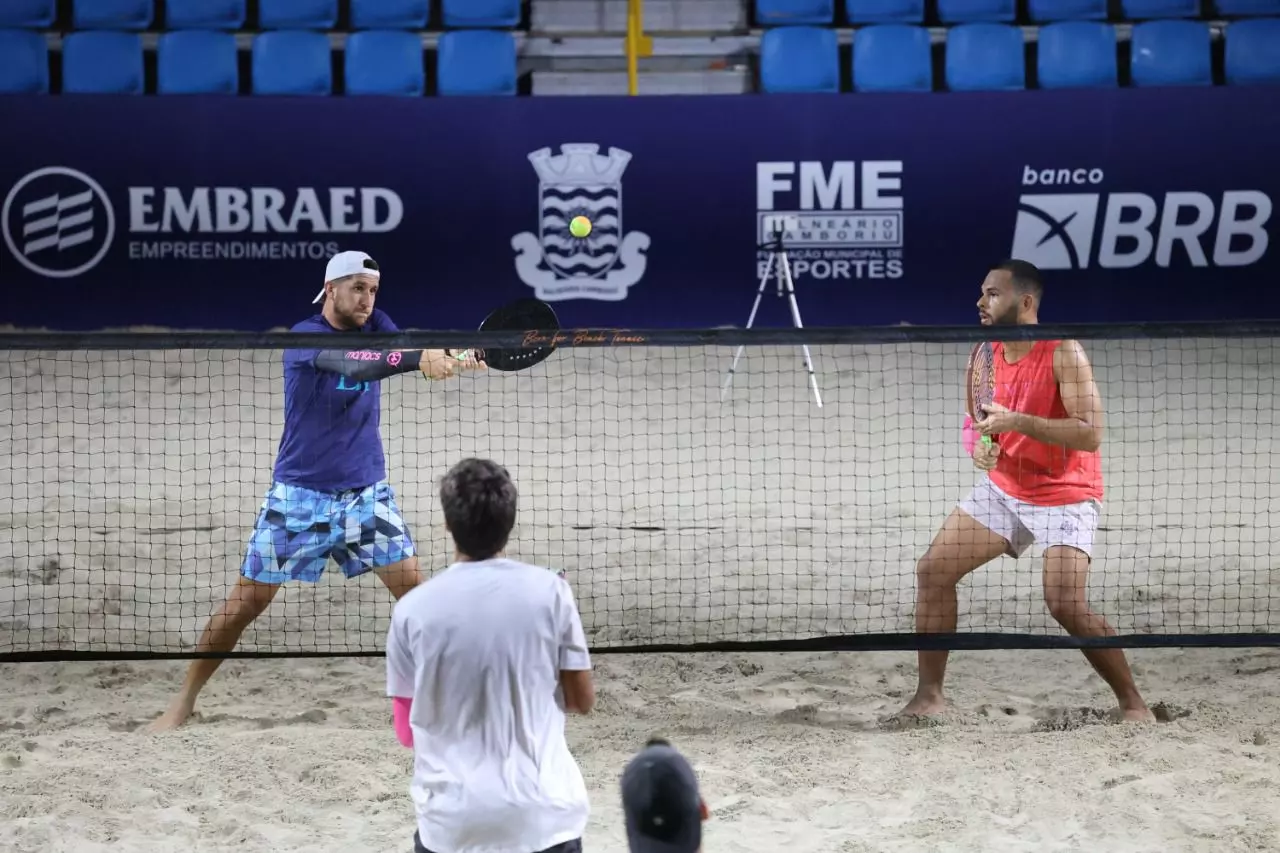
386, 557, 592, 853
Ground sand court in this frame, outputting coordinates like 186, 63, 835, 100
1, 335, 1278, 851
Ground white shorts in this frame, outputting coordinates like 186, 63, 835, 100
957, 475, 1101, 559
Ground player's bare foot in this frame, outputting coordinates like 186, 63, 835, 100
1120, 705, 1157, 724
880, 692, 947, 728
897, 691, 946, 718
144, 697, 196, 733
1113, 688, 1157, 723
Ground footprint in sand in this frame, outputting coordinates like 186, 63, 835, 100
92, 663, 139, 690
1032, 706, 1120, 732
1032, 702, 1190, 732
877, 712, 944, 732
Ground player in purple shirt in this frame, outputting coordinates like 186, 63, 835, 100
148, 251, 482, 732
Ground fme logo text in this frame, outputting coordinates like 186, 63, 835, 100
1011, 165, 1272, 271
755, 160, 905, 282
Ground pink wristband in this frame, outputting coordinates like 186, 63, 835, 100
392, 697, 413, 748
962, 414, 978, 457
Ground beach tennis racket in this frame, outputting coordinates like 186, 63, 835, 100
452, 298, 560, 373
967, 341, 997, 449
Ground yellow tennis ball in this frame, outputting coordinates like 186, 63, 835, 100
569, 216, 592, 238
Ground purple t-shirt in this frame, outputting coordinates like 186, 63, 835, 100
272, 309, 399, 492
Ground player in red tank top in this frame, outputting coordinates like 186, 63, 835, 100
987, 337, 1105, 506
889, 260, 1155, 726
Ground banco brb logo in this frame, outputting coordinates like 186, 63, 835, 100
3, 167, 115, 278
1012, 193, 1101, 270
1011, 165, 1271, 271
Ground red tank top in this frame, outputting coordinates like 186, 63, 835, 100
988, 340, 1104, 506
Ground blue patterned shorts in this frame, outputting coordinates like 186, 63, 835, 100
240, 480, 417, 585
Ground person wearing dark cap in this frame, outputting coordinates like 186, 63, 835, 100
621, 738, 710, 853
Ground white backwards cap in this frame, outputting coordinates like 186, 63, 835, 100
313, 250, 381, 303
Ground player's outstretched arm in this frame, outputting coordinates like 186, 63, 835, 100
312, 348, 482, 382
314, 348, 424, 381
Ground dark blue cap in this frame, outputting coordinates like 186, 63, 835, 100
620, 739, 702, 853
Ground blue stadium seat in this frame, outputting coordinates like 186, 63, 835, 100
350, 0, 430, 28
436, 29, 517, 94
1034, 21, 1116, 87
853, 24, 931, 91
72, 0, 153, 30
755, 0, 835, 24
62, 31, 144, 94
345, 30, 424, 95
760, 26, 839, 92
0, 1, 55, 27
157, 31, 238, 94
1215, 1, 1280, 15
846, 0, 924, 21
1037, 21, 1118, 88
1028, 0, 1105, 19
0, 30, 48, 92
440, 0, 520, 27
1225, 18, 1280, 83
165, 0, 246, 29
945, 23, 1024, 90
252, 30, 332, 95
937, 0, 1015, 21
1130, 19, 1211, 85
257, 0, 338, 29
1120, 0, 1201, 18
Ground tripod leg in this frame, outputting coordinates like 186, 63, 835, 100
778, 252, 823, 408
799, 343, 823, 408
721, 253, 774, 401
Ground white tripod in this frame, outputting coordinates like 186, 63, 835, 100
720, 219, 823, 407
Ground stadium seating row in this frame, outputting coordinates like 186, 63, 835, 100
0, 0, 519, 30
756, 0, 1280, 23
0, 28, 516, 95
7, 18, 1278, 96
761, 18, 1280, 91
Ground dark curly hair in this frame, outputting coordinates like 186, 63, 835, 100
439, 458, 518, 560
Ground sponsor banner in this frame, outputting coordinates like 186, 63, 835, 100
1, 88, 1277, 331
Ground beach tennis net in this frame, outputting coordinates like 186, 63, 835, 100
0, 322, 1277, 661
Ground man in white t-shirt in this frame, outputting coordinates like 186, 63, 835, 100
386, 457, 595, 853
